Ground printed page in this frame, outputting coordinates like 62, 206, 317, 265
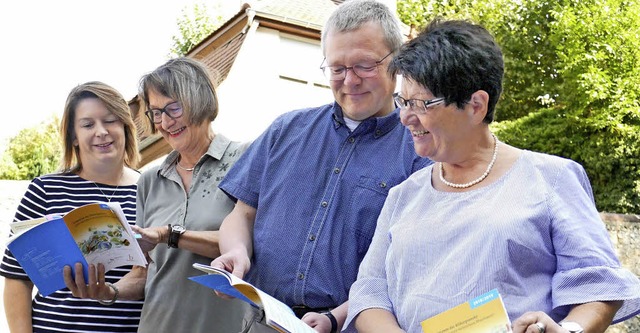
8, 215, 62, 239
189, 263, 260, 308
421, 289, 512, 333
256, 289, 317, 333
62, 203, 146, 272
190, 263, 317, 333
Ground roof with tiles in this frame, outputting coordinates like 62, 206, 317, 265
135, 0, 345, 166
196, 32, 246, 86
253, 0, 339, 27
192, 0, 340, 90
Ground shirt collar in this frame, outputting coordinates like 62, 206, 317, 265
331, 101, 401, 138
158, 133, 231, 175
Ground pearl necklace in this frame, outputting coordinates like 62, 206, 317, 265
439, 133, 498, 189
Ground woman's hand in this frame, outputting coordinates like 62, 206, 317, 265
63, 263, 112, 300
131, 225, 166, 253
512, 311, 565, 333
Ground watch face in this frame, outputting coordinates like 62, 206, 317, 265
172, 225, 186, 233
560, 321, 584, 333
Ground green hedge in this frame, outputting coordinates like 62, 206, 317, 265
493, 108, 640, 214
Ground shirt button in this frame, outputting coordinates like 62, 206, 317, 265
321, 201, 328, 207
309, 234, 316, 241
348, 137, 355, 143
379, 182, 387, 188
375, 129, 382, 136
333, 168, 340, 174
298, 273, 305, 280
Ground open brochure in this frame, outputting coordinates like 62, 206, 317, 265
189, 263, 317, 333
6, 202, 147, 296
421, 289, 511, 333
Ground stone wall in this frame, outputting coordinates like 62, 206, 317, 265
603, 213, 640, 333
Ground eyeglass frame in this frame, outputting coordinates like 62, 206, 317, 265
320, 50, 394, 81
145, 101, 184, 124
393, 93, 446, 114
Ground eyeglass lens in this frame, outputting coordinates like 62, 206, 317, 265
321, 51, 393, 81
146, 102, 182, 124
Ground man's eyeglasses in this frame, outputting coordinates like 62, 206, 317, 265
145, 101, 183, 124
393, 93, 445, 115
320, 51, 394, 81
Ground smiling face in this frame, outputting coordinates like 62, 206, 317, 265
147, 89, 211, 155
399, 78, 475, 161
73, 97, 126, 167
324, 21, 396, 121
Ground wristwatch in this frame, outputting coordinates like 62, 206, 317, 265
322, 311, 338, 333
167, 224, 186, 248
559, 321, 584, 333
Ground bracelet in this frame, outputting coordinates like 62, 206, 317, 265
322, 311, 338, 333
97, 282, 119, 306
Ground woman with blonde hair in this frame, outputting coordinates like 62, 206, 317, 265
64, 58, 252, 333
1, 81, 143, 332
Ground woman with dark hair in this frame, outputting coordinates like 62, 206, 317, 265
345, 19, 640, 333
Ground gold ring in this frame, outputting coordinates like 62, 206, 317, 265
535, 322, 545, 333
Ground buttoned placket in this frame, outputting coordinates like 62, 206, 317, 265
292, 129, 360, 304
168, 160, 191, 228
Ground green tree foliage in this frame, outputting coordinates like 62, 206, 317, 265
493, 0, 640, 213
397, 0, 558, 121
169, 2, 225, 57
397, 0, 640, 213
0, 115, 61, 180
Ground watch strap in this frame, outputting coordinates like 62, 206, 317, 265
168, 224, 185, 248
322, 311, 338, 333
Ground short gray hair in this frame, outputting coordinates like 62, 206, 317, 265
321, 0, 402, 54
138, 57, 219, 133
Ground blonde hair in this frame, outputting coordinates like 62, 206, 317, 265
59, 81, 140, 172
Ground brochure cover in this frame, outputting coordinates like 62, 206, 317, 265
421, 289, 512, 333
190, 263, 317, 333
6, 202, 146, 296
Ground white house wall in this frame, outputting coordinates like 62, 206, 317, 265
214, 23, 333, 144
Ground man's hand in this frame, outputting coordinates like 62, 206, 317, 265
210, 248, 251, 279
210, 249, 252, 299
302, 312, 333, 333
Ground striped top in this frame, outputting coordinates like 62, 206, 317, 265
0, 173, 143, 332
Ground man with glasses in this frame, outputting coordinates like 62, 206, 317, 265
212, 1, 432, 332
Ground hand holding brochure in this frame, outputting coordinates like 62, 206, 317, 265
189, 263, 317, 333
421, 289, 511, 333
6, 202, 147, 296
